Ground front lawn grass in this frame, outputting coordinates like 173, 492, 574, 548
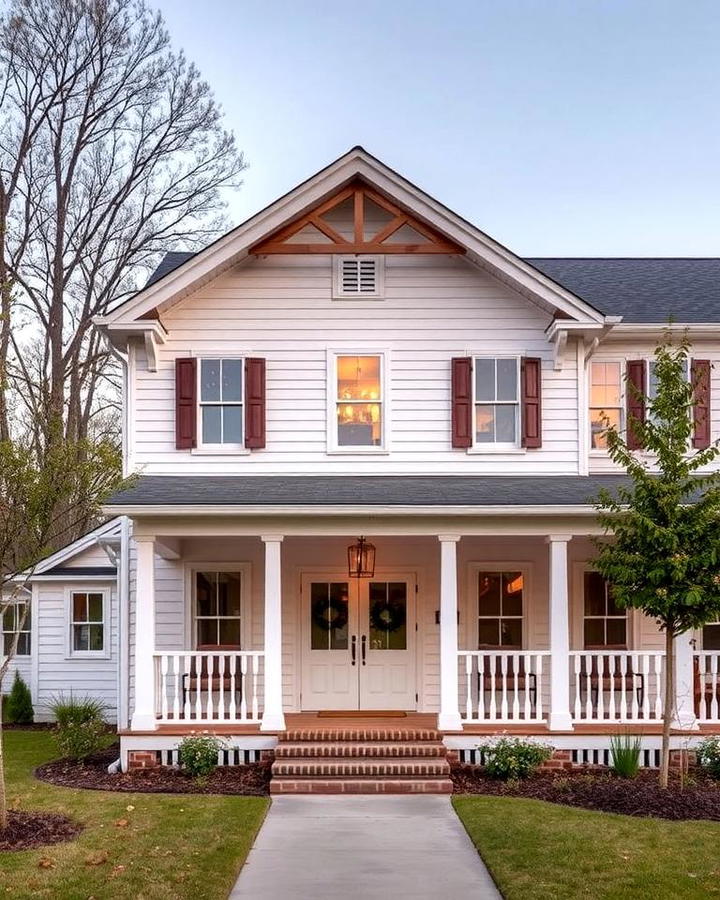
454, 794, 720, 899
0, 729, 268, 899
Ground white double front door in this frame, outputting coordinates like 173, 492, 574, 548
301, 573, 417, 711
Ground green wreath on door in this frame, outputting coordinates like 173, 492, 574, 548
369, 599, 406, 633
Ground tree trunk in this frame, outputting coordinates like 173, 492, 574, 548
660, 627, 675, 788
0, 711, 6, 831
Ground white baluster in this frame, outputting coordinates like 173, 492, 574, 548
252, 654, 260, 720
172, 654, 180, 721
500, 654, 509, 720
523, 654, 532, 720
218, 655, 226, 720
584, 655, 593, 720
477, 654, 486, 721
240, 654, 248, 720
194, 654, 203, 721
618, 655, 628, 720
572, 654, 581, 721
205, 654, 214, 720
641, 654, 650, 720
229, 654, 237, 720
630, 654, 639, 720
183, 655, 191, 720
464, 655, 472, 721
654, 654, 663, 719
596, 655, 606, 721
160, 655, 168, 720
511, 653, 520, 720
488, 656, 497, 720
535, 654, 544, 722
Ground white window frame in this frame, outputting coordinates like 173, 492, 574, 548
466, 562, 532, 651
332, 256, 385, 300
195, 355, 245, 452
184, 563, 252, 650
326, 350, 390, 454
471, 356, 522, 451
588, 359, 624, 454
65, 588, 110, 659
2, 600, 31, 657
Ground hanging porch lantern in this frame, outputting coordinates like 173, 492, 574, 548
347, 536, 376, 578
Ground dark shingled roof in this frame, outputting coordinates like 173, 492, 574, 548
107, 475, 632, 508
144, 252, 720, 324
42, 566, 116, 577
527, 258, 720, 323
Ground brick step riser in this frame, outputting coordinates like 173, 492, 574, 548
279, 729, 442, 743
270, 778, 453, 795
274, 743, 447, 759
272, 760, 451, 777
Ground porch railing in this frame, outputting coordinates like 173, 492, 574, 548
153, 651, 264, 724
693, 651, 720, 722
570, 651, 664, 722
458, 651, 551, 723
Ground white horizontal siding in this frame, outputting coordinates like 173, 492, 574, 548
130, 252, 579, 475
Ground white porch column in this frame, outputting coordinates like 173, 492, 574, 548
261, 535, 285, 731
547, 534, 573, 731
131, 534, 157, 731
672, 633, 699, 730
438, 534, 462, 731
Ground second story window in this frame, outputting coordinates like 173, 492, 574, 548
334, 354, 384, 449
199, 358, 243, 446
474, 357, 520, 446
590, 362, 622, 449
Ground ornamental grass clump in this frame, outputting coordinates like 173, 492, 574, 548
697, 737, 720, 779
609, 733, 642, 779
178, 734, 222, 779
478, 737, 552, 780
50, 694, 107, 760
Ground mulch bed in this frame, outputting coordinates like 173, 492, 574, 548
36, 744, 272, 796
451, 765, 720, 821
0, 810, 82, 851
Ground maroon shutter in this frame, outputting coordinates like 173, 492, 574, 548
245, 358, 266, 449
521, 357, 542, 448
451, 357, 473, 448
626, 360, 646, 450
692, 359, 711, 449
175, 357, 197, 450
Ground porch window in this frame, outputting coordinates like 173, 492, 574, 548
199, 358, 243, 446
71, 592, 105, 653
2, 601, 30, 656
474, 357, 520, 446
583, 572, 627, 648
703, 621, 720, 650
590, 362, 622, 449
334, 354, 384, 448
195, 571, 242, 647
477, 571, 523, 648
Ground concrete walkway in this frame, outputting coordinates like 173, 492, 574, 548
230, 795, 501, 899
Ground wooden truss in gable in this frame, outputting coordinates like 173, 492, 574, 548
251, 181, 465, 255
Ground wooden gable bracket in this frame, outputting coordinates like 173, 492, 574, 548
250, 181, 465, 255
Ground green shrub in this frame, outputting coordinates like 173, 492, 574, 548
609, 733, 642, 778
178, 733, 222, 778
478, 736, 553, 780
4, 671, 34, 724
50, 694, 107, 759
697, 736, 720, 779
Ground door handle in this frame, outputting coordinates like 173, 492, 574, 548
351, 634, 357, 666
361, 634, 367, 665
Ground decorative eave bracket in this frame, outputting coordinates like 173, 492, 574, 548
98, 320, 168, 372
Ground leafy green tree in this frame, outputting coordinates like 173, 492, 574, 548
592, 334, 720, 786
0, 434, 125, 829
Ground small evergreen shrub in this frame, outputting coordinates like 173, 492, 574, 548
609, 733, 642, 778
477, 736, 553, 780
697, 736, 720, 779
50, 694, 107, 759
178, 734, 222, 778
4, 671, 34, 724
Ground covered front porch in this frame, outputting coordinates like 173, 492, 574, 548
125, 514, 718, 739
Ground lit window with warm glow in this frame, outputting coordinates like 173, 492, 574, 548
590, 362, 622, 449
477, 571, 524, 648
335, 355, 383, 447
474, 358, 520, 446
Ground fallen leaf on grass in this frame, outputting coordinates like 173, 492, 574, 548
38, 858, 55, 869
85, 850, 109, 866
109, 865, 126, 878
114, 818, 129, 827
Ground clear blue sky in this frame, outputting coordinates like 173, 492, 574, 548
160, 0, 719, 256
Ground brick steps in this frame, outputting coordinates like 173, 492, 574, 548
271, 726, 452, 794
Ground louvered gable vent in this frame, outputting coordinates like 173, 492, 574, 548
335, 256, 383, 298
